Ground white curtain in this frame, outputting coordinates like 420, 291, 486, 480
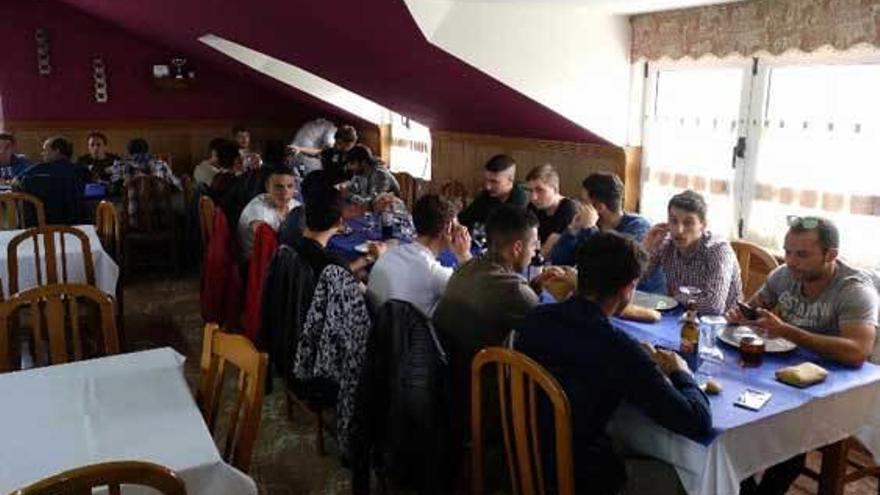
641, 68, 743, 238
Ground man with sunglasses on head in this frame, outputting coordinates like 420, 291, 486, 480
727, 215, 878, 495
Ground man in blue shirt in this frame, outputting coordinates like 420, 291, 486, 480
516, 232, 711, 495
0, 133, 32, 177
549, 172, 665, 293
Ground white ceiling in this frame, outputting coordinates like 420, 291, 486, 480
448, 0, 744, 15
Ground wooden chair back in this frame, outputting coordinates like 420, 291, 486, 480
471, 347, 574, 495
198, 323, 268, 473
440, 180, 470, 211
0, 192, 46, 230
199, 196, 215, 248
95, 200, 121, 261
7, 226, 96, 296
124, 174, 175, 233
0, 283, 118, 372
393, 171, 419, 211
9, 460, 186, 495
731, 240, 780, 299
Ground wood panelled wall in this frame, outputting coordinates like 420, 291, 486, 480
431, 130, 627, 203
6, 120, 381, 176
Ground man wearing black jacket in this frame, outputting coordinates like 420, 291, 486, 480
515, 231, 711, 495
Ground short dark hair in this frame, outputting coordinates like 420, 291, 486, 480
0, 133, 15, 145
215, 140, 239, 170
486, 204, 538, 250
582, 172, 624, 212
335, 125, 357, 144
231, 125, 248, 136
305, 188, 345, 232
412, 194, 458, 237
46, 136, 73, 159
264, 162, 296, 178
346, 144, 375, 166
301, 170, 336, 204
86, 131, 108, 144
127, 138, 149, 156
789, 216, 840, 251
576, 231, 647, 300
263, 139, 287, 168
484, 154, 516, 173
667, 190, 707, 223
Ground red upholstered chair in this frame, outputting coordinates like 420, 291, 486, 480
243, 223, 279, 342
200, 207, 243, 328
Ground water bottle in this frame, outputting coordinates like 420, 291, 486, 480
381, 207, 394, 240
527, 249, 545, 281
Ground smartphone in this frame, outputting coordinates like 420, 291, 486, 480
737, 301, 759, 320
734, 388, 772, 411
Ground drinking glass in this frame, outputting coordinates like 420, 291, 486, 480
472, 222, 487, 251
364, 211, 376, 232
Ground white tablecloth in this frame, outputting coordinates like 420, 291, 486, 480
0, 224, 118, 298
0, 348, 257, 494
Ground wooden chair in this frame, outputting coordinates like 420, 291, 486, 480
471, 347, 574, 495
0, 283, 118, 372
801, 438, 880, 495
0, 191, 46, 230
9, 460, 186, 495
7, 226, 97, 295
731, 240, 780, 299
393, 171, 418, 211
199, 195, 215, 250
198, 323, 268, 473
123, 175, 180, 274
95, 200, 121, 262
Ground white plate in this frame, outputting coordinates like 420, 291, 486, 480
633, 291, 679, 311
354, 242, 369, 254
718, 325, 797, 353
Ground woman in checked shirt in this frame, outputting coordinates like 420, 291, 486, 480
643, 190, 742, 315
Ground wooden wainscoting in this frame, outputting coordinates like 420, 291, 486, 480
6, 120, 381, 176
431, 130, 626, 200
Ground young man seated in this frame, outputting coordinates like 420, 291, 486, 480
728, 216, 878, 495
16, 136, 87, 225
458, 154, 529, 231
119, 138, 181, 189
237, 163, 300, 260
367, 194, 472, 316
516, 231, 712, 495
77, 131, 120, 183
525, 164, 577, 245
0, 132, 32, 178
343, 144, 399, 207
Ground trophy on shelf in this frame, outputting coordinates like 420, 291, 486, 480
171, 57, 187, 79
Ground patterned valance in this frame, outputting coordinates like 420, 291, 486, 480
631, 0, 880, 61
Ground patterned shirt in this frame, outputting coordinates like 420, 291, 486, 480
646, 231, 742, 315
348, 166, 399, 205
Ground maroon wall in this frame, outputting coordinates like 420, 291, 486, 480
0, 0, 319, 123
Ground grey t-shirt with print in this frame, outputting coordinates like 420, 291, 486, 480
758, 260, 879, 336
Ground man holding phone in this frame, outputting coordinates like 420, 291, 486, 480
727, 216, 878, 495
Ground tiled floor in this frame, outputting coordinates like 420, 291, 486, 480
123, 273, 879, 495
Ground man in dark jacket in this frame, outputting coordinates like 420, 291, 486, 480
458, 154, 529, 230
17, 136, 86, 224
516, 232, 711, 495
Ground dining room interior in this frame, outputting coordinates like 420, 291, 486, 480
2, 0, 880, 494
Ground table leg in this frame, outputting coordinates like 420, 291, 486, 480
818, 440, 848, 495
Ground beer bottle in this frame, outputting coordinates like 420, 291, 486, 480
680, 299, 700, 370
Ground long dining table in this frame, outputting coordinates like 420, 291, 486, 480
608, 309, 880, 495
0, 224, 118, 298
0, 348, 257, 494
329, 213, 461, 267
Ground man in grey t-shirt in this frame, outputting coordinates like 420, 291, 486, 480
728, 216, 877, 366
728, 216, 878, 495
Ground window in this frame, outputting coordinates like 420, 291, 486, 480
641, 58, 880, 269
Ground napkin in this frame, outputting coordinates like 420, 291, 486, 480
776, 362, 829, 388
619, 304, 662, 323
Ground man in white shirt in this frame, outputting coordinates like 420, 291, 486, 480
368, 194, 472, 316
238, 163, 300, 260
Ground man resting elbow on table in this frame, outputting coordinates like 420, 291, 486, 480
727, 216, 878, 495
516, 231, 711, 495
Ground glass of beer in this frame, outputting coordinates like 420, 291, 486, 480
739, 335, 765, 367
